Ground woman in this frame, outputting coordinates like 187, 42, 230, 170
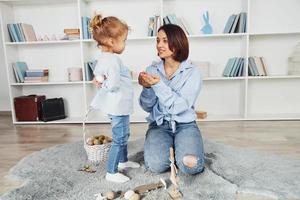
139, 24, 205, 175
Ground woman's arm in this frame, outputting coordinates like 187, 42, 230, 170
138, 72, 158, 112
150, 68, 202, 115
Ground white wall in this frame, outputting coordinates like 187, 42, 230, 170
0, 28, 10, 111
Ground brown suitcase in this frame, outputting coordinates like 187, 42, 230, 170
14, 95, 46, 121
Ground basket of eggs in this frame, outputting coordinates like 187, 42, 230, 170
83, 109, 112, 163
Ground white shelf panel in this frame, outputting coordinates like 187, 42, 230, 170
10, 81, 85, 86
247, 75, 300, 80
188, 33, 247, 39
85, 80, 139, 84
1, 0, 76, 6
5, 40, 81, 45
249, 31, 300, 37
82, 33, 246, 43
203, 77, 245, 81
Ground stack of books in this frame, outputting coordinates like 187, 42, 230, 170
7, 23, 37, 42
12, 62, 49, 83
147, 15, 161, 36
163, 14, 192, 35
24, 69, 49, 83
248, 56, 268, 76
64, 28, 80, 40
81, 16, 91, 39
223, 12, 247, 34
223, 57, 245, 77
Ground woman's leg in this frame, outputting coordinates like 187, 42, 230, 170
144, 123, 173, 173
174, 121, 205, 175
106, 115, 129, 173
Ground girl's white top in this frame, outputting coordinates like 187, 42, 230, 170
90, 52, 133, 115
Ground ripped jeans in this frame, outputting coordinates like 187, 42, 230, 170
144, 120, 205, 175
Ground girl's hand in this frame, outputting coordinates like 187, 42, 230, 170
92, 76, 102, 88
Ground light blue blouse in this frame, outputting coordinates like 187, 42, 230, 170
139, 60, 202, 132
90, 52, 133, 115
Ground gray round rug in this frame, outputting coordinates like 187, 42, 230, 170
1, 139, 300, 200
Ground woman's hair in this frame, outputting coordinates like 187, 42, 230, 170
158, 24, 189, 62
90, 14, 129, 47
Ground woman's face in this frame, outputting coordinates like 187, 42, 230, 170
156, 30, 173, 59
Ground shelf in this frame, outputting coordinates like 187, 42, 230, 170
203, 77, 245, 81
247, 75, 300, 80
85, 80, 139, 84
2, 0, 76, 6
249, 31, 300, 37
10, 81, 85, 86
188, 33, 247, 39
5, 40, 81, 46
82, 34, 246, 43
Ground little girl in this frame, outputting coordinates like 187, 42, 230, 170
89, 14, 140, 183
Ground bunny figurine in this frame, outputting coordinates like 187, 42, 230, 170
201, 11, 213, 34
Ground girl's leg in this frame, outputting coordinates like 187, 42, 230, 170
144, 122, 173, 173
106, 115, 129, 173
174, 121, 205, 175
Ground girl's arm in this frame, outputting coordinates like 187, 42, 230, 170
94, 59, 120, 92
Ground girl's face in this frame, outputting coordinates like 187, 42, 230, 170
112, 31, 128, 54
156, 30, 173, 59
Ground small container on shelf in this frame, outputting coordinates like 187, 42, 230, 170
67, 67, 83, 82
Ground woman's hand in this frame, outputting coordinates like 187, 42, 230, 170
138, 71, 160, 87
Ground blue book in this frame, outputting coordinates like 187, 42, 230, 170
223, 57, 236, 77
230, 57, 241, 77
230, 14, 240, 33
237, 58, 244, 76
243, 13, 247, 33
17, 23, 26, 42
249, 57, 259, 76
13, 24, 22, 42
15, 62, 28, 82
8, 24, 19, 42
85, 60, 97, 81
223, 14, 236, 33
82, 16, 88, 39
7, 24, 15, 42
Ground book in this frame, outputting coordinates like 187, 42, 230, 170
260, 57, 268, 76
223, 57, 237, 77
21, 23, 37, 41
230, 14, 240, 33
223, 14, 236, 33
26, 69, 49, 77
248, 57, 259, 76
254, 56, 265, 76
85, 60, 97, 81
14, 62, 29, 82
12, 63, 20, 82
237, 58, 244, 76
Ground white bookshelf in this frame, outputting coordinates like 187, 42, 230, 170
0, 0, 299, 124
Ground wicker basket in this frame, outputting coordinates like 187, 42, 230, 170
83, 108, 111, 163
